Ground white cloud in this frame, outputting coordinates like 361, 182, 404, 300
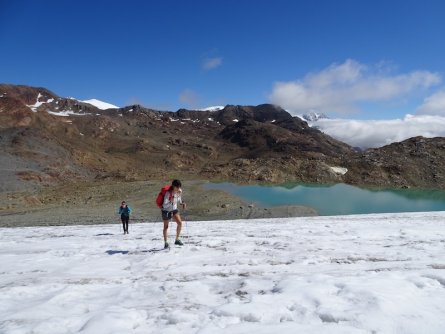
269, 59, 441, 115
312, 115, 445, 149
179, 89, 199, 108
203, 57, 222, 70
416, 89, 445, 116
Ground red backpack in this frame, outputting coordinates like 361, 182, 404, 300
156, 184, 172, 208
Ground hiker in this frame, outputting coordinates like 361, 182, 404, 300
159, 180, 187, 248
118, 201, 132, 234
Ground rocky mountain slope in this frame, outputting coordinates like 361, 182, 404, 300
1, 83, 444, 192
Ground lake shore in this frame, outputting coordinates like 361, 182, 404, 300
205, 182, 445, 215
0, 180, 317, 228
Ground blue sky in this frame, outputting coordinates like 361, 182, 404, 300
1, 0, 445, 119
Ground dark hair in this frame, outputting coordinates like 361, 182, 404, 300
172, 179, 182, 188
169, 179, 182, 191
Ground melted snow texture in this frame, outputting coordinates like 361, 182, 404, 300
1, 212, 445, 334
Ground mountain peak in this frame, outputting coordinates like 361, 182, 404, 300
302, 111, 329, 122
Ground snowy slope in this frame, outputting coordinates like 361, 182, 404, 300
1, 212, 445, 334
82, 99, 119, 110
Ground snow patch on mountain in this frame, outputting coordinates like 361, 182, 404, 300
27, 93, 54, 112
47, 110, 91, 117
82, 99, 119, 110
199, 106, 225, 112
330, 166, 348, 175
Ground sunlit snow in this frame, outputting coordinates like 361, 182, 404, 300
1, 212, 445, 333
82, 99, 119, 110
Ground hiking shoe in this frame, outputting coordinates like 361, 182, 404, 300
164, 242, 169, 249
174, 239, 184, 246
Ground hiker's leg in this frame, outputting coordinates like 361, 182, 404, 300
125, 218, 129, 233
121, 218, 126, 233
173, 213, 182, 240
163, 220, 169, 242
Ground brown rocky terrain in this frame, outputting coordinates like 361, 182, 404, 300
344, 136, 445, 189
0, 83, 444, 223
0, 84, 356, 188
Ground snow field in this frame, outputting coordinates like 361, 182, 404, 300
1, 212, 445, 333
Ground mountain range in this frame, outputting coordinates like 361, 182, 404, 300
1, 83, 444, 192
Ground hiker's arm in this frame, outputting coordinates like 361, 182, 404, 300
179, 194, 186, 209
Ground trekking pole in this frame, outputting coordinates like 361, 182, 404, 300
183, 209, 189, 242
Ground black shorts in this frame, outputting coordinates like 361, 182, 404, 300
162, 210, 178, 221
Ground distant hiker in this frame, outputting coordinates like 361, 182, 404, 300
156, 179, 187, 249
118, 201, 132, 234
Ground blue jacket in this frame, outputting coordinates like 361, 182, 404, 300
118, 206, 132, 217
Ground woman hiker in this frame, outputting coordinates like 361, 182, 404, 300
161, 179, 187, 249
118, 201, 132, 234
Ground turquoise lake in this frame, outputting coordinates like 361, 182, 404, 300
203, 182, 445, 216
